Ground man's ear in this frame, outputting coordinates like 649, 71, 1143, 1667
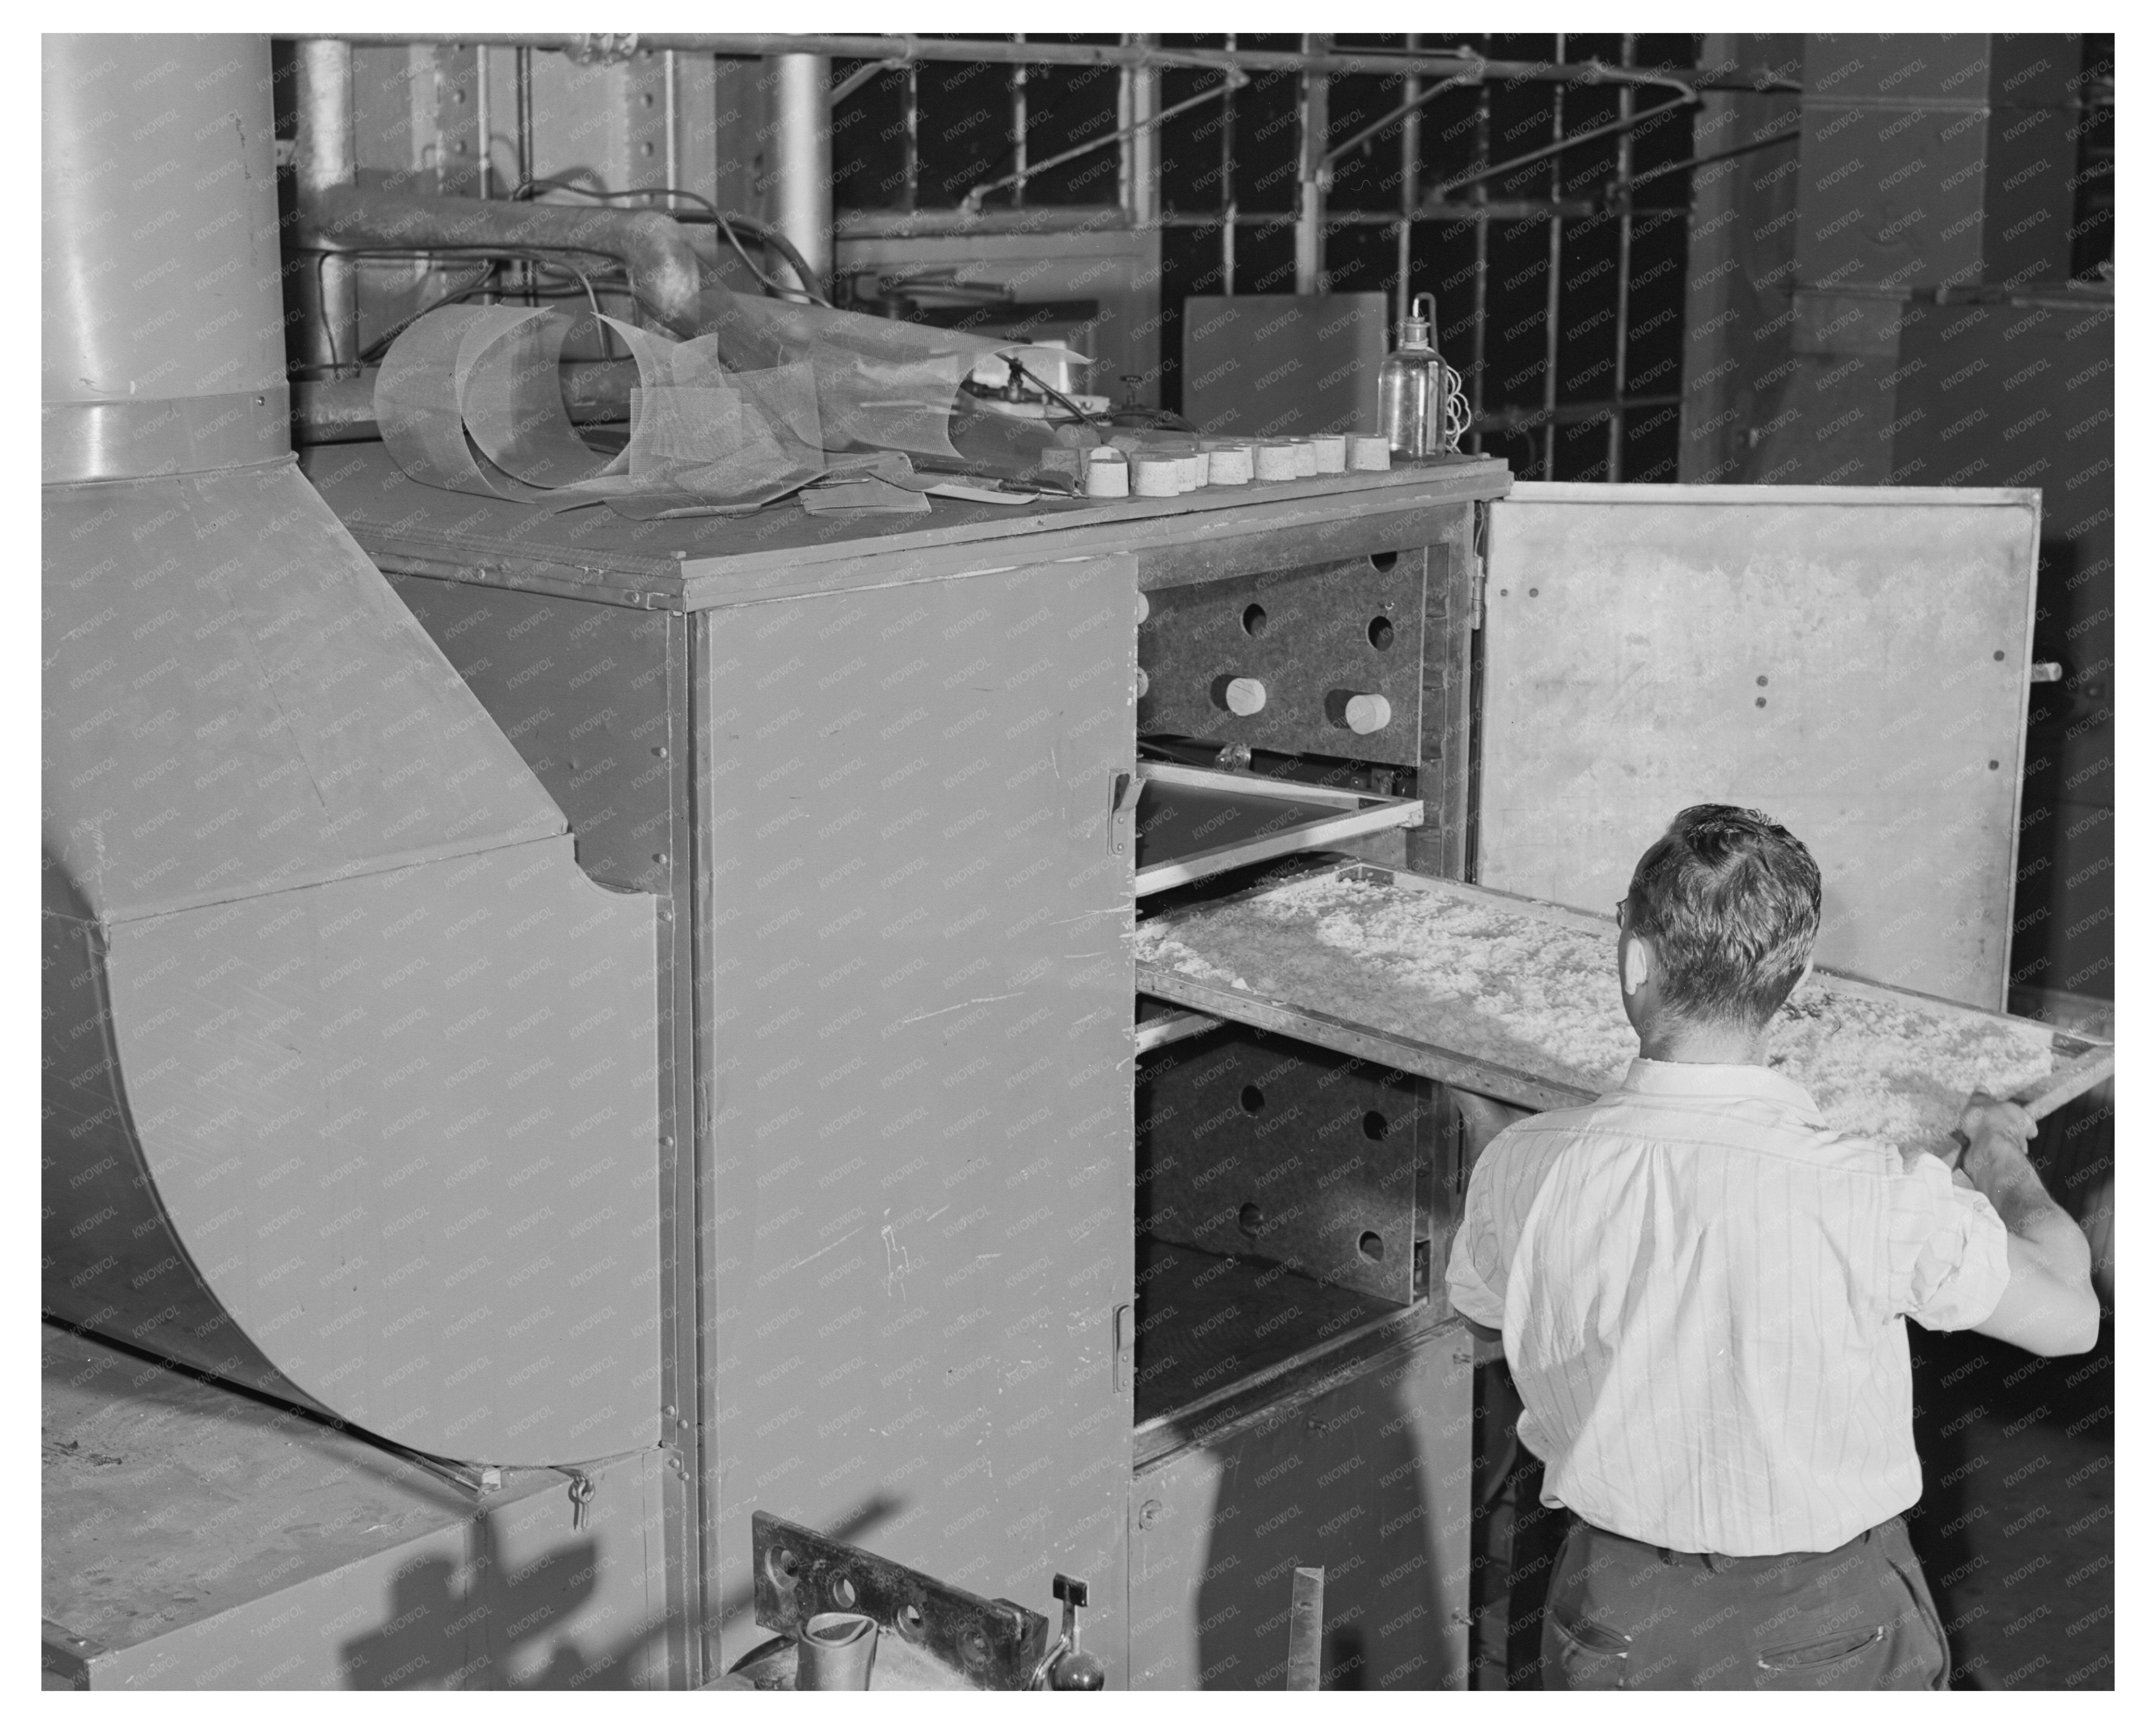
1621, 933, 1653, 997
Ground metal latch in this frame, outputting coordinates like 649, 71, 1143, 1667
1108, 768, 1143, 858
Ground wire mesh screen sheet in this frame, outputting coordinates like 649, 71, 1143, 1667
1135, 867, 2079, 1156
374, 292, 1085, 513
1475, 484, 2041, 1009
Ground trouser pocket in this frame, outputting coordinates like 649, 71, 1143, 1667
1545, 1610, 1631, 1690
1755, 1622, 1891, 1689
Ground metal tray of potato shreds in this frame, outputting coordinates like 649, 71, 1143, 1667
1134, 863, 2113, 1154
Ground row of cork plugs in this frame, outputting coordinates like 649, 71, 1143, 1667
1087, 434, 1390, 499
1216, 677, 1392, 734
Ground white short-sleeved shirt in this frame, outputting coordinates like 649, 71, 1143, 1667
1444, 1058, 2011, 1557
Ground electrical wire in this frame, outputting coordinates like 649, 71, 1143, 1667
1002, 355, 1099, 429
291, 244, 632, 366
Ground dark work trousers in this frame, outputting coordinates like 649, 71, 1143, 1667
1538, 1514, 1951, 1691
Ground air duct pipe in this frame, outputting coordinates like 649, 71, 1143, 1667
292, 39, 360, 375
43, 33, 663, 1467
300, 184, 708, 337
41, 36, 290, 483
766, 52, 832, 298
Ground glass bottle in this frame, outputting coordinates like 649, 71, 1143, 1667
1380, 292, 1443, 458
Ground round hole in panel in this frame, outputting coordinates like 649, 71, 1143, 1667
1368, 615, 1396, 650
1238, 1203, 1264, 1236
1358, 1231, 1385, 1262
1363, 1110, 1389, 1140
1369, 551, 1399, 573
830, 1575, 859, 1610
898, 1604, 925, 1641
1242, 602, 1269, 637
1240, 1084, 1265, 1114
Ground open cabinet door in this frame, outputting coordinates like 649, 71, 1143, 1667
1477, 483, 2041, 1010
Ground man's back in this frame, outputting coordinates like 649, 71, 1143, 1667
1446, 1058, 2009, 1557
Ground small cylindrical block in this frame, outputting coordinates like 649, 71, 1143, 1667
1308, 434, 1347, 474
1202, 442, 1255, 485
1132, 455, 1181, 497
1292, 440, 1319, 477
1325, 689, 1392, 734
1254, 441, 1301, 482
1180, 452, 1207, 490
1348, 434, 1391, 472
1136, 666, 1149, 698
1224, 677, 1267, 716
1135, 588, 1149, 623
1085, 447, 1129, 499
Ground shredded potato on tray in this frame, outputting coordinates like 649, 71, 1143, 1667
1136, 872, 2055, 1151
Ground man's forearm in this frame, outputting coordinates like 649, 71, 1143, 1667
1972, 1153, 2091, 1276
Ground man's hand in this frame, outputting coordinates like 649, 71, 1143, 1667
1957, 1091, 2038, 1180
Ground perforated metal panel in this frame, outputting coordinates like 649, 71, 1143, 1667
1478, 484, 2040, 1008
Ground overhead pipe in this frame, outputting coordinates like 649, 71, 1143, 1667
294, 358, 638, 442
304, 33, 1803, 93
766, 53, 832, 297
1295, 33, 1329, 295
299, 183, 706, 336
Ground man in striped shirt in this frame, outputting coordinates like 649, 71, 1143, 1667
1444, 804, 2099, 1690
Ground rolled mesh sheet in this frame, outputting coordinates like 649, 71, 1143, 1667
374, 292, 1093, 512
375, 305, 830, 512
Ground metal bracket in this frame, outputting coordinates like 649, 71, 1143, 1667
751, 1511, 1049, 1691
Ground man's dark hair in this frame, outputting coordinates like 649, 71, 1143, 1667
1625, 804, 1822, 1026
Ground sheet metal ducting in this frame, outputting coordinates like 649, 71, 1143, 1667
42, 34, 665, 1466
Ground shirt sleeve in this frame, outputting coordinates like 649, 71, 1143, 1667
1444, 1137, 1513, 1329
1888, 1151, 2013, 1331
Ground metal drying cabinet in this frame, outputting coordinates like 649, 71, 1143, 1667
303, 445, 1508, 1688
306, 450, 2050, 1689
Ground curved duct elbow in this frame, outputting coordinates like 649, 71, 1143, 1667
304, 184, 707, 339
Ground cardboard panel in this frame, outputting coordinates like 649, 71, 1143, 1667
1181, 292, 1389, 439
1478, 484, 2039, 1008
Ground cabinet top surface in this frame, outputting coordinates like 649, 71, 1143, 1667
300, 443, 1510, 610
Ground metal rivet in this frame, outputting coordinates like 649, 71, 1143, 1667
1528, 587, 1539, 597
1756, 697, 1767, 708
1756, 675, 1768, 686
1138, 1499, 1163, 1529
1994, 649, 2006, 661
1989, 760, 2000, 770
653, 745, 669, 758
